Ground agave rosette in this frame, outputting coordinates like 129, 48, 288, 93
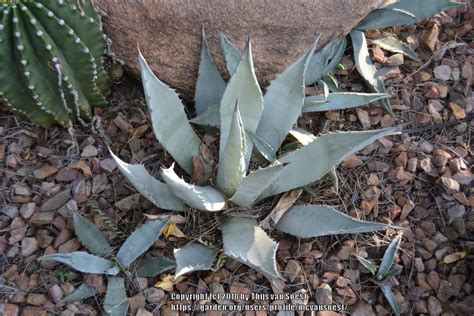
110, 31, 400, 280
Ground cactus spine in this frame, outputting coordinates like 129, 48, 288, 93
0, 0, 109, 127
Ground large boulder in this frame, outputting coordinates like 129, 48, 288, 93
96, 0, 383, 101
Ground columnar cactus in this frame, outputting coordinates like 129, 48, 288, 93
0, 0, 109, 127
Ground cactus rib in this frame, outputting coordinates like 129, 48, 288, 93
0, 7, 55, 126
0, 0, 109, 127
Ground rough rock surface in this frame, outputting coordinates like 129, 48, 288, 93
96, 0, 383, 101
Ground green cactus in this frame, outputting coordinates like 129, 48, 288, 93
0, 0, 109, 127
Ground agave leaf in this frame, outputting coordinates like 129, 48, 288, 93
72, 212, 113, 257
380, 282, 400, 316
259, 128, 398, 199
275, 205, 388, 237
109, 151, 185, 211
103, 277, 128, 316
116, 219, 169, 268
358, 0, 463, 30
137, 257, 176, 277
289, 127, 316, 145
350, 30, 392, 114
288, 128, 339, 192
219, 41, 263, 171
387, 0, 463, 19
318, 79, 330, 102
321, 75, 343, 93
303, 92, 390, 113
189, 103, 220, 128
356, 256, 378, 276
246, 130, 277, 162
356, 8, 418, 30
174, 243, 218, 278
230, 163, 285, 208
376, 233, 403, 280
305, 37, 346, 86
62, 283, 98, 302
219, 33, 242, 76
372, 35, 420, 61
217, 105, 248, 196
161, 164, 226, 211
139, 52, 201, 174
38, 252, 120, 275
222, 217, 281, 280
385, 264, 404, 279
329, 167, 339, 193
195, 29, 226, 116
257, 41, 317, 153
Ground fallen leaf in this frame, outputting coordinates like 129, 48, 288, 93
69, 161, 92, 178
162, 223, 186, 238
191, 143, 215, 185
144, 214, 187, 224
441, 251, 466, 264
132, 124, 150, 139
154, 274, 183, 291
261, 189, 303, 228
448, 102, 466, 119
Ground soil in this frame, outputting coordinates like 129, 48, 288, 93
0, 4, 472, 316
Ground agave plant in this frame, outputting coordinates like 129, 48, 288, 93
38, 212, 174, 315
357, 233, 404, 315
0, 0, 109, 127
304, 0, 463, 114
108, 29, 402, 281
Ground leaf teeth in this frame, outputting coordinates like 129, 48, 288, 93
222, 217, 282, 280
160, 163, 226, 212
256, 40, 317, 153
174, 243, 217, 278
275, 205, 389, 238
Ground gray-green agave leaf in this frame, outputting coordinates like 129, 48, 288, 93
289, 127, 316, 145
372, 35, 420, 61
137, 257, 176, 278
62, 283, 98, 303
174, 243, 218, 278
259, 128, 399, 199
189, 103, 220, 128
246, 130, 277, 162
303, 92, 390, 113
195, 29, 226, 116
305, 37, 346, 86
256, 41, 317, 153
219, 32, 242, 76
217, 104, 248, 196
357, 0, 463, 30
110, 151, 184, 211
38, 252, 120, 275
103, 277, 129, 316
380, 282, 400, 316
116, 218, 169, 268
230, 162, 285, 208
219, 40, 263, 171
275, 205, 388, 237
72, 212, 112, 257
289, 127, 339, 192
222, 217, 281, 280
161, 164, 226, 211
139, 52, 201, 174
376, 233, 403, 280
350, 30, 392, 114
356, 7, 417, 30
357, 256, 378, 276
329, 166, 339, 193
